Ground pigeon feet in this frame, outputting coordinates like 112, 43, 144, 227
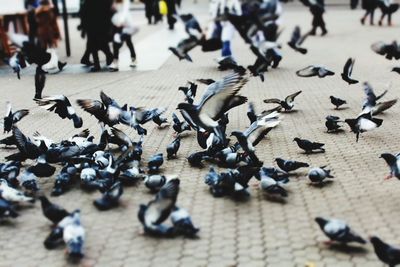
384, 175, 393, 180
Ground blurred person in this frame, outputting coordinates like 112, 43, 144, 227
377, 0, 399, 26
360, 0, 378, 25
142, 0, 161, 24
309, 0, 327, 36
80, 0, 114, 71
109, 0, 138, 71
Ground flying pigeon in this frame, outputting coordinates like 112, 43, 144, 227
178, 82, 197, 104
293, 138, 325, 153
296, 65, 335, 78
177, 72, 248, 144
263, 91, 302, 112
138, 179, 180, 236
144, 174, 169, 192
315, 217, 366, 245
308, 166, 334, 184
330, 96, 347, 110
287, 26, 308, 54
370, 236, 400, 267
35, 95, 83, 128
345, 112, 383, 142
275, 158, 309, 173
341, 58, 359, 85
3, 102, 29, 133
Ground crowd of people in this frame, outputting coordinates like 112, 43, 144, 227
2, 0, 399, 75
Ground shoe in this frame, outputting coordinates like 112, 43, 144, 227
108, 61, 119, 72
309, 30, 316, 36
321, 29, 328, 36
90, 66, 100, 72
378, 20, 382, 26
80, 59, 93, 66
271, 55, 282, 69
130, 58, 137, 67
58, 61, 67, 71
106, 55, 113, 66
360, 18, 365, 25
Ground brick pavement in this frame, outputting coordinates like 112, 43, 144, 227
0, 3, 400, 267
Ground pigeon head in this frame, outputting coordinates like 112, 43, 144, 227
230, 131, 243, 137
177, 103, 196, 113
380, 153, 397, 166
314, 217, 328, 228
293, 137, 300, 142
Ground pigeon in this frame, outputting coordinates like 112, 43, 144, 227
178, 82, 197, 104
215, 56, 246, 74
0, 192, 19, 219
172, 112, 191, 134
341, 58, 359, 85
230, 131, 262, 166
6, 127, 44, 162
166, 136, 181, 159
27, 155, 56, 177
52, 163, 77, 196
256, 167, 289, 182
0, 160, 21, 180
308, 166, 334, 183
380, 153, 400, 180
325, 115, 343, 133
39, 195, 70, 224
293, 138, 325, 153
296, 65, 335, 78
34, 95, 83, 128
330, 96, 347, 110
362, 82, 388, 111
138, 179, 180, 236
148, 153, 164, 172
177, 72, 248, 143
77, 91, 128, 127
345, 112, 383, 142
369, 99, 398, 116
392, 66, 400, 74
144, 174, 175, 192
196, 78, 216, 85
0, 179, 34, 203
259, 175, 288, 197
34, 67, 46, 99
8, 51, 28, 79
17, 170, 40, 192
315, 217, 367, 245
109, 127, 133, 152
170, 207, 199, 237
0, 135, 17, 147
93, 181, 123, 210
3, 102, 29, 133
275, 158, 309, 173
371, 41, 400, 60
287, 26, 308, 54
370, 236, 400, 267
263, 91, 302, 112
63, 211, 85, 259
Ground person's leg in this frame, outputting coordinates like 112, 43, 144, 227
361, 10, 368, 24
81, 40, 93, 66
310, 14, 317, 35
124, 35, 137, 63
370, 9, 375, 25
320, 14, 327, 35
388, 13, 392, 26
221, 21, 235, 57
379, 12, 385, 26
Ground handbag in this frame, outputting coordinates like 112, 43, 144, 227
159, 0, 168, 15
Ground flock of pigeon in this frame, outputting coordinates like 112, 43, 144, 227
2, 13, 400, 267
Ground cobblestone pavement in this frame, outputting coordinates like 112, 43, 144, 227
1, 3, 400, 267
